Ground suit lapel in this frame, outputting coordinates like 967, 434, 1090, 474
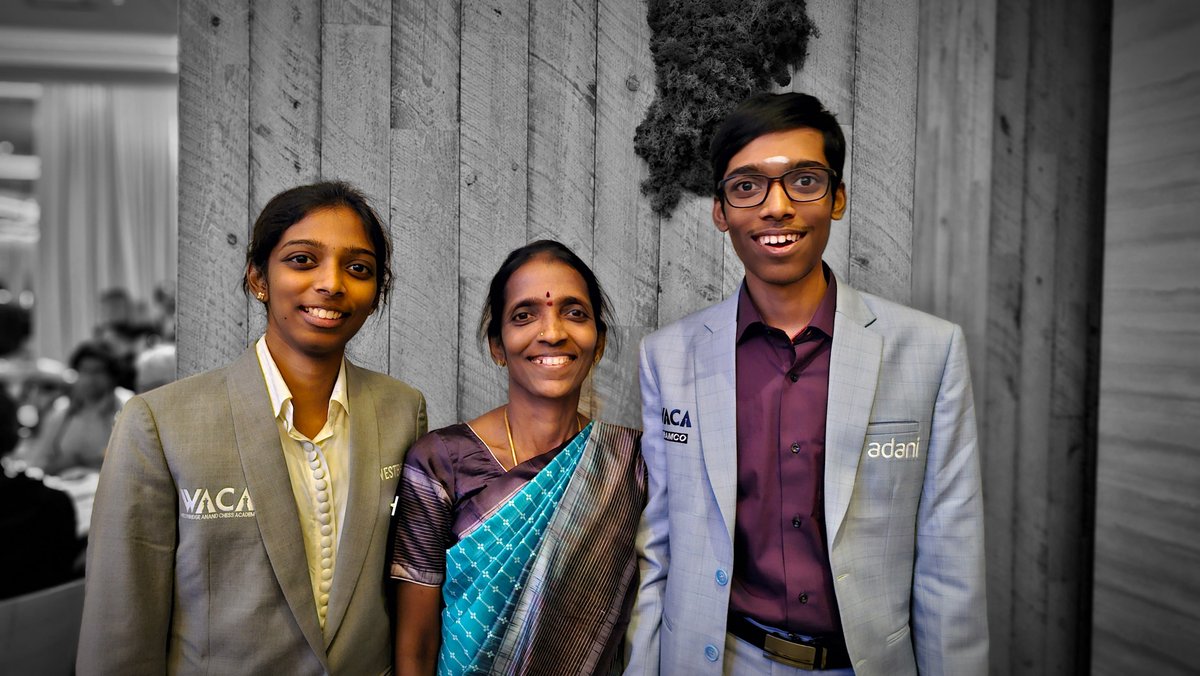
323, 362, 382, 647
824, 285, 881, 546
695, 296, 740, 545
226, 347, 329, 668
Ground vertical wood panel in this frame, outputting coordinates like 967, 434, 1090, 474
847, 0, 917, 301
593, 0, 658, 428
983, 2, 1031, 671
657, 197, 723, 326
390, 0, 461, 430
527, 0, 597, 259
912, 0, 995, 390
247, 1, 321, 343
458, 0, 530, 419
1094, 1, 1200, 673
178, 1, 250, 377
1007, 1, 1108, 672
321, 20, 391, 373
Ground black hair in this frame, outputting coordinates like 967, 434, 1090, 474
479, 240, 612, 351
0, 387, 17, 457
242, 181, 393, 307
709, 92, 846, 195
69, 340, 124, 383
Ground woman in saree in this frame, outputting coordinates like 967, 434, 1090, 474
390, 239, 645, 675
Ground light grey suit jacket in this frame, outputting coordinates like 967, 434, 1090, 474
625, 281, 987, 676
77, 347, 426, 675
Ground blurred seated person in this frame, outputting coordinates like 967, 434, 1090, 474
134, 342, 176, 393
29, 341, 132, 476
0, 388, 78, 600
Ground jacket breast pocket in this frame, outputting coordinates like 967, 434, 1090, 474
854, 420, 926, 521
863, 421, 921, 460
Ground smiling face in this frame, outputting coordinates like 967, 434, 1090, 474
489, 255, 603, 406
713, 127, 846, 295
248, 205, 378, 363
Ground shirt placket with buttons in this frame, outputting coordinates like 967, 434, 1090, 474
777, 329, 832, 629
287, 413, 340, 631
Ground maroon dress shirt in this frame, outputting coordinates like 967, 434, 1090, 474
729, 268, 845, 639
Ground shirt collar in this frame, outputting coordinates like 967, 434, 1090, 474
255, 336, 349, 425
736, 263, 838, 343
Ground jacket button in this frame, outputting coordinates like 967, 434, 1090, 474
704, 644, 719, 662
715, 569, 728, 586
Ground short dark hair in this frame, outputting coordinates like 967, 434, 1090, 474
242, 181, 393, 307
69, 340, 124, 382
710, 92, 846, 194
479, 240, 612, 350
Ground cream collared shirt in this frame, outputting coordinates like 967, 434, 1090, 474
255, 337, 350, 630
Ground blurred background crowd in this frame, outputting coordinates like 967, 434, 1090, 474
0, 280, 176, 599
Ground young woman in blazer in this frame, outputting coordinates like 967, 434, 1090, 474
77, 181, 427, 675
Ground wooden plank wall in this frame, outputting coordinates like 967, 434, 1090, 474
914, 0, 1111, 674
1093, 2, 1200, 674
178, 0, 919, 431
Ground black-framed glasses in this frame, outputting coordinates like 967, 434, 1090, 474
717, 166, 837, 208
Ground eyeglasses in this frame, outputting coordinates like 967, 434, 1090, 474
717, 166, 837, 208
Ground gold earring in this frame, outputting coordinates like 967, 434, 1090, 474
496, 359, 507, 367
256, 291, 266, 301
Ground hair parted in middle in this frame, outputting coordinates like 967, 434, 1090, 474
242, 180, 394, 308
478, 239, 613, 352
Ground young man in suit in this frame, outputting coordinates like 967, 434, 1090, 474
625, 93, 987, 675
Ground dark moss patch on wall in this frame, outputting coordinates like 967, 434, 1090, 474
634, 0, 817, 217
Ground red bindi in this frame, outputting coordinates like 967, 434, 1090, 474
546, 292, 552, 306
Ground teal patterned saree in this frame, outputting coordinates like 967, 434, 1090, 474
437, 421, 643, 676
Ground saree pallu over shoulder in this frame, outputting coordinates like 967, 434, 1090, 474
439, 422, 644, 676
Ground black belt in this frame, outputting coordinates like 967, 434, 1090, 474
727, 613, 852, 670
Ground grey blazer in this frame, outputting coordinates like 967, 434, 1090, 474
625, 282, 988, 676
77, 347, 426, 675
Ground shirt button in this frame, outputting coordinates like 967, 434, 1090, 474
788, 373, 799, 383
704, 644, 719, 662
303, 442, 314, 451
792, 516, 802, 529
799, 592, 809, 604
790, 442, 800, 453
715, 569, 729, 586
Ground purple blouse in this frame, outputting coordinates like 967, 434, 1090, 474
388, 423, 566, 585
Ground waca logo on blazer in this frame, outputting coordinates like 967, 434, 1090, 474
661, 407, 692, 444
179, 486, 256, 520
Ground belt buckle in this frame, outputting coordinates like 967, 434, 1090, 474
762, 632, 826, 671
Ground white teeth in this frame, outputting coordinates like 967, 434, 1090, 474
306, 307, 344, 320
534, 356, 571, 366
760, 233, 800, 245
